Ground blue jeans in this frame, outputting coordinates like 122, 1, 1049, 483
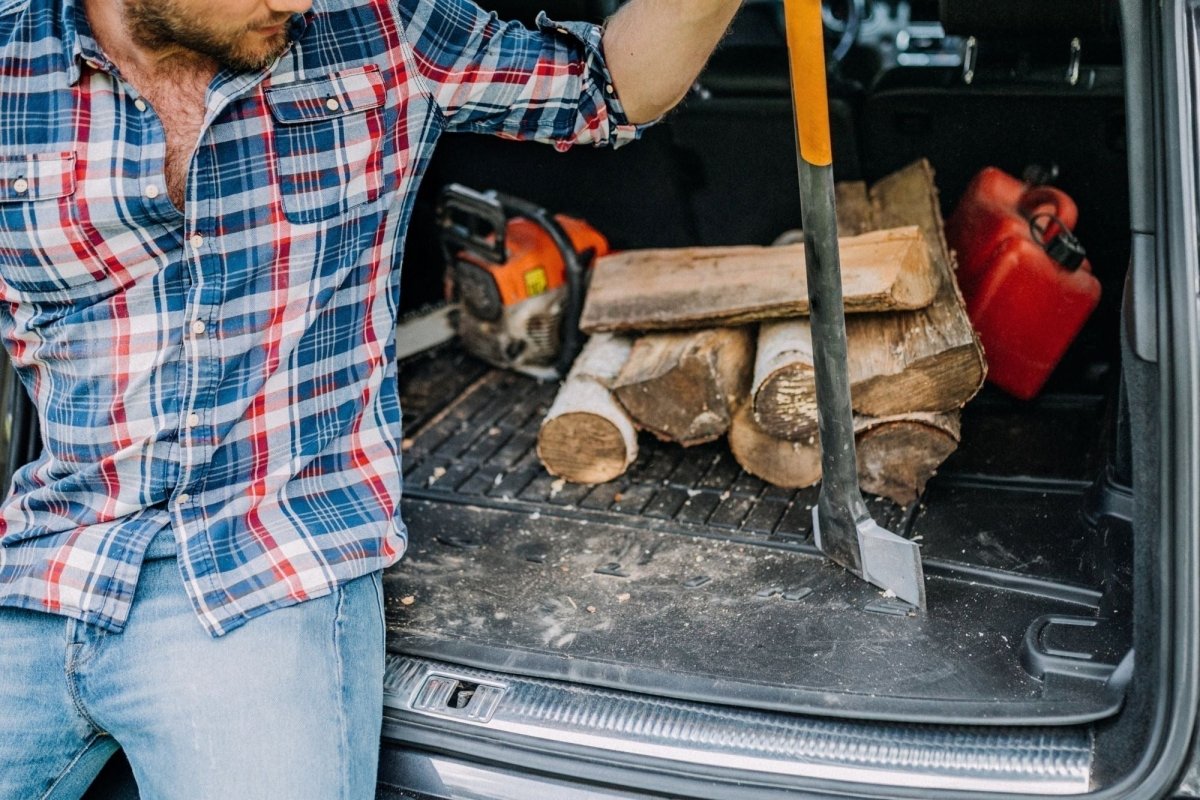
0, 529, 386, 799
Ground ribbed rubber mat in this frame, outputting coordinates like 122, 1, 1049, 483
402, 369, 904, 540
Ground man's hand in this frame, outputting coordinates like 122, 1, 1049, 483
602, 0, 742, 124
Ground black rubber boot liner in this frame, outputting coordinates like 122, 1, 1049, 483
387, 360, 1130, 725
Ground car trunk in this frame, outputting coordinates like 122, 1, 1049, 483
374, 3, 1185, 795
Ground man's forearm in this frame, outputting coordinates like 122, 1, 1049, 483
602, 0, 741, 124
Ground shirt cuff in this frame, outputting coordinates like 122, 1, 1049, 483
535, 12, 656, 149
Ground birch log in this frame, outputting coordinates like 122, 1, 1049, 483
612, 328, 754, 446
537, 334, 637, 484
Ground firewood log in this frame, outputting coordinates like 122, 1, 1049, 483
751, 161, 986, 438
856, 412, 961, 506
537, 334, 637, 484
580, 226, 938, 333
728, 404, 821, 489
612, 328, 753, 446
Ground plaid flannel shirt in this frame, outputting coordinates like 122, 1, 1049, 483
0, 0, 642, 636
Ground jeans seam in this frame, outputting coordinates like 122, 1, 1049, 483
64, 640, 107, 735
333, 581, 350, 800
39, 731, 109, 800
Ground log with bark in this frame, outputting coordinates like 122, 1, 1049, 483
856, 412, 961, 506
537, 334, 637, 484
728, 403, 822, 490
612, 327, 754, 447
579, 226, 938, 333
751, 160, 986, 439
729, 405, 961, 505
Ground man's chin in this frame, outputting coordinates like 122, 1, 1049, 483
221, 35, 289, 71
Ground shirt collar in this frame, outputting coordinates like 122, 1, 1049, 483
61, 0, 91, 86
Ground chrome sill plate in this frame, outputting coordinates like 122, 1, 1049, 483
384, 655, 1093, 795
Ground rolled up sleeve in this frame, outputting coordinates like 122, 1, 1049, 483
397, 0, 650, 149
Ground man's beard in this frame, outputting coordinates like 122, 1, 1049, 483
125, 0, 292, 71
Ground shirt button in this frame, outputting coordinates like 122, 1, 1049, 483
11, 178, 28, 194
134, 98, 147, 112
177, 493, 190, 504
605, 83, 615, 95
191, 320, 206, 335
187, 413, 200, 428
144, 184, 160, 199
326, 98, 340, 112
189, 233, 204, 249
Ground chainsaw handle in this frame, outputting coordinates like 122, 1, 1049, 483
437, 184, 509, 265
783, 0, 833, 167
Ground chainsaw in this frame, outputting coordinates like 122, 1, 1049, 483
437, 184, 609, 380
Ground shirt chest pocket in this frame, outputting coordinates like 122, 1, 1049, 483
265, 65, 388, 225
0, 152, 109, 300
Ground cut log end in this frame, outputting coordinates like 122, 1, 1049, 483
537, 412, 634, 485
856, 415, 960, 506
537, 334, 638, 485
753, 366, 819, 441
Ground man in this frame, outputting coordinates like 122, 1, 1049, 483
0, 0, 742, 796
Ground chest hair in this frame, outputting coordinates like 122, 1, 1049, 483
120, 61, 216, 210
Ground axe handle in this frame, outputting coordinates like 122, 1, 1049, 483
783, 0, 833, 167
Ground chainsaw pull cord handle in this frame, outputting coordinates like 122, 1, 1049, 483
490, 192, 589, 378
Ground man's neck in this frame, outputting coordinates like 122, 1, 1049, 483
82, 0, 218, 80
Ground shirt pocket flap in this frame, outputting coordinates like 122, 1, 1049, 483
0, 152, 77, 203
266, 65, 386, 125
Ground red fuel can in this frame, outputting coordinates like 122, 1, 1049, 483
945, 167, 1101, 400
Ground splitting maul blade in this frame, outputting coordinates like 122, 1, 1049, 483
783, 0, 926, 608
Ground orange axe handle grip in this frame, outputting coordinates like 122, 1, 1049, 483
783, 0, 833, 167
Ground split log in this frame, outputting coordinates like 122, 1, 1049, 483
856, 412, 961, 506
835, 181, 877, 235
751, 161, 986, 438
612, 328, 754, 446
579, 226, 938, 333
849, 160, 986, 416
728, 404, 822, 489
537, 334, 637, 484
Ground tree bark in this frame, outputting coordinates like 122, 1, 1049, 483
849, 159, 986, 416
728, 403, 822, 489
856, 412, 961, 506
751, 160, 986, 438
613, 327, 754, 446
